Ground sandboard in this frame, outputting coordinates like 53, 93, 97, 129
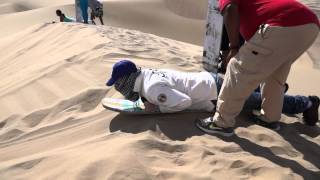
101, 98, 208, 115
203, 0, 224, 73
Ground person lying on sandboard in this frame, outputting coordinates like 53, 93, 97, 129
56, 9, 75, 23
105, 60, 319, 128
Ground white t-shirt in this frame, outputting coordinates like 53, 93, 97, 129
133, 69, 218, 113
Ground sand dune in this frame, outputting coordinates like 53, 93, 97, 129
0, 0, 74, 16
164, 0, 207, 19
0, 22, 319, 180
0, 2, 31, 15
0, 0, 207, 45
0, 22, 202, 120
0, 0, 319, 179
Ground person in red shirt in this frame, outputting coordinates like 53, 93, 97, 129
196, 0, 320, 136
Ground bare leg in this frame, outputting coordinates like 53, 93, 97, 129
91, 15, 96, 25
99, 16, 104, 25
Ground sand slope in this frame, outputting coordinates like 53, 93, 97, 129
0, 22, 202, 120
0, 0, 206, 45
0, 0, 320, 179
0, 22, 319, 180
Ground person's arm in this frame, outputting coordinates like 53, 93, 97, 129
222, 3, 240, 63
147, 85, 192, 113
143, 101, 160, 112
140, 96, 159, 112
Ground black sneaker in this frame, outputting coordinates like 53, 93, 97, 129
251, 110, 281, 131
303, 96, 320, 126
195, 117, 234, 137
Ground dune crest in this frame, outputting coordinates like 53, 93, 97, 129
0, 22, 319, 180
0, 0, 319, 179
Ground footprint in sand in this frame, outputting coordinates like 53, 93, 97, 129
22, 109, 50, 128
12, 158, 44, 170
0, 129, 24, 142
0, 121, 6, 129
230, 160, 246, 169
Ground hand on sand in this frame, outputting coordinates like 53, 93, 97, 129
144, 102, 159, 112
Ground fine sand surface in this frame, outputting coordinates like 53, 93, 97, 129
0, 0, 319, 179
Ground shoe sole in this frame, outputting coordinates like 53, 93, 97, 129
195, 121, 234, 137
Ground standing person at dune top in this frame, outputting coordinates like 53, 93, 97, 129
89, 0, 104, 25
197, 0, 320, 136
79, 0, 89, 24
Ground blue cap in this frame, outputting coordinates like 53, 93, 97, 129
106, 60, 137, 86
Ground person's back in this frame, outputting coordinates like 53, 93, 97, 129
136, 69, 218, 112
219, 0, 320, 40
63, 15, 75, 22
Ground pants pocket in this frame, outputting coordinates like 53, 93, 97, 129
237, 42, 273, 73
243, 42, 273, 56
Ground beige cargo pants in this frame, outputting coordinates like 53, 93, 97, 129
214, 23, 319, 128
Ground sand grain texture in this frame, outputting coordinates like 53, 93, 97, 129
0, 0, 319, 180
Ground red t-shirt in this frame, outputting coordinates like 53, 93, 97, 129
219, 0, 320, 40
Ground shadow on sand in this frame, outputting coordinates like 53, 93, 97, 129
109, 112, 320, 179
